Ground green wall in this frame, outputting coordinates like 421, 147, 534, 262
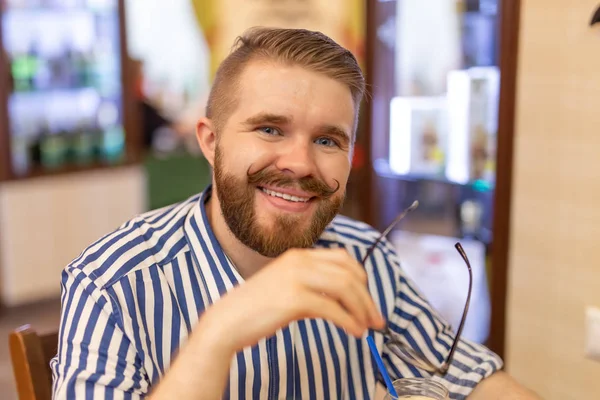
144, 153, 212, 211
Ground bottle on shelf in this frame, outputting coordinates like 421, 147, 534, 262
11, 136, 31, 176
31, 37, 53, 91
39, 121, 68, 170
459, 198, 483, 240
10, 118, 36, 176
29, 121, 44, 167
89, 33, 120, 97
11, 43, 38, 92
95, 101, 124, 164
70, 118, 96, 165
72, 48, 93, 87
59, 39, 77, 89
10, 50, 28, 92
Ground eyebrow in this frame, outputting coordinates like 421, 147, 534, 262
317, 124, 351, 147
243, 113, 292, 127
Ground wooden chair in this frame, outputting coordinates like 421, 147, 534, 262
9, 325, 58, 400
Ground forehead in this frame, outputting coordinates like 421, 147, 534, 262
230, 60, 356, 130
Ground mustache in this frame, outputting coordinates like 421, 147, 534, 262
247, 167, 340, 198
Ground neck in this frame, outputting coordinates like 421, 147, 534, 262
205, 190, 273, 279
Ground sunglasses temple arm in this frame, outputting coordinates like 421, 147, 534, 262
441, 244, 474, 374
361, 201, 419, 264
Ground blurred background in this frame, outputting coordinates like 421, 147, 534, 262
0, 0, 599, 398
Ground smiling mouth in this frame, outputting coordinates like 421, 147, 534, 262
258, 187, 313, 203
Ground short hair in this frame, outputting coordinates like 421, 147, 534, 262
206, 27, 366, 135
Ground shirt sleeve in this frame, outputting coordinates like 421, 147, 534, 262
377, 239, 503, 399
51, 265, 150, 399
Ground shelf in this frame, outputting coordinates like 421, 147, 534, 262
4, 155, 137, 182
8, 87, 121, 103
2, 5, 117, 14
373, 158, 494, 192
464, 10, 498, 16
9, 86, 100, 97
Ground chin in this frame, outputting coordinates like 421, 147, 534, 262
255, 209, 312, 230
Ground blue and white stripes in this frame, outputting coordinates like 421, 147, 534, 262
51, 186, 502, 399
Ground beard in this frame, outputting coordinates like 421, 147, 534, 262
213, 146, 344, 257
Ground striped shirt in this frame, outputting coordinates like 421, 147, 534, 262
51, 185, 503, 399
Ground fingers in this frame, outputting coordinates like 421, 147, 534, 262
300, 250, 385, 330
327, 250, 386, 328
301, 292, 366, 338
309, 248, 368, 283
303, 263, 370, 328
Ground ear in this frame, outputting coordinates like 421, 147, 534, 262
196, 117, 217, 167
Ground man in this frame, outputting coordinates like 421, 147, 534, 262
52, 27, 539, 399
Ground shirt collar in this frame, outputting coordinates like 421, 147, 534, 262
183, 185, 243, 302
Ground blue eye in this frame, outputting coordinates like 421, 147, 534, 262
258, 126, 281, 136
315, 137, 338, 147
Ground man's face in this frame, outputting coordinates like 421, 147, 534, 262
211, 61, 356, 257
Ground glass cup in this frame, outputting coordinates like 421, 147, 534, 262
383, 378, 449, 400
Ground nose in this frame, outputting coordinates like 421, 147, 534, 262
273, 139, 317, 178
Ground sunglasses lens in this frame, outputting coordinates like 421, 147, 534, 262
386, 341, 439, 373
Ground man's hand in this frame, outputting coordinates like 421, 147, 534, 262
469, 371, 542, 399
201, 247, 386, 351
150, 247, 385, 400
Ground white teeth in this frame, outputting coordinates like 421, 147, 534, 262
261, 188, 310, 203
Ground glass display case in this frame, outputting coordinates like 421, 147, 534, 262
371, 0, 500, 241
0, 0, 132, 180
367, 0, 505, 345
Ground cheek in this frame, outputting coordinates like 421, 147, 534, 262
219, 135, 276, 175
246, 152, 279, 176
316, 153, 352, 187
